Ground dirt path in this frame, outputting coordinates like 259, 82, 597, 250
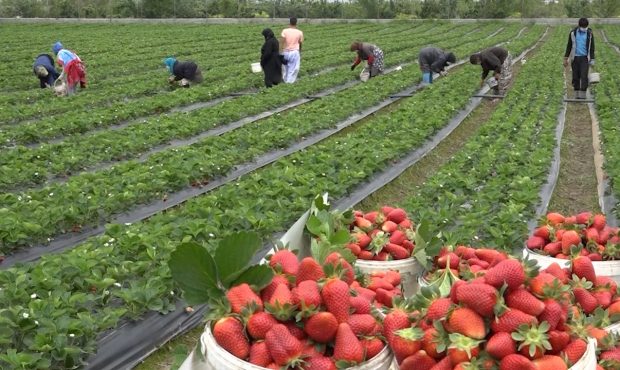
547, 71, 600, 214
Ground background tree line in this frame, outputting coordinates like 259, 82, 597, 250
0, 0, 618, 19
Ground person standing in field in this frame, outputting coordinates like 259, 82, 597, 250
260, 28, 283, 88
280, 17, 303, 83
163, 57, 204, 88
564, 17, 595, 99
52, 41, 86, 96
33, 53, 60, 88
418, 46, 456, 84
469, 46, 512, 95
350, 42, 385, 79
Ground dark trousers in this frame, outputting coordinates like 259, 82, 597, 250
571, 56, 589, 91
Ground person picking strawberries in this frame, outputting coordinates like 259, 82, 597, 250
52, 41, 86, 96
350, 41, 385, 81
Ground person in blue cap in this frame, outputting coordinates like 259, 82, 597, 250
52, 41, 86, 95
33, 53, 60, 88
163, 57, 203, 88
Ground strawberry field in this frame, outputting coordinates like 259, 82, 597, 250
1, 20, 620, 370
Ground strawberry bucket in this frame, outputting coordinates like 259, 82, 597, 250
522, 248, 620, 285
354, 258, 423, 298
184, 323, 395, 370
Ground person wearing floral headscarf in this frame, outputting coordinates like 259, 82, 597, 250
52, 41, 86, 95
163, 57, 203, 88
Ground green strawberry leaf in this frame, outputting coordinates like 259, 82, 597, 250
231, 265, 274, 292
214, 231, 262, 288
169, 242, 221, 305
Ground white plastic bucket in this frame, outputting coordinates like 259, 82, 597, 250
354, 258, 423, 297
194, 324, 394, 370
486, 77, 498, 88
251, 63, 262, 73
589, 72, 600, 84
360, 68, 370, 82
606, 322, 620, 334
523, 248, 620, 284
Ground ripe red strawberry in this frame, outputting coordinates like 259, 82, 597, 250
266, 283, 295, 321
562, 339, 587, 365
383, 307, 411, 344
532, 355, 567, 370
467, 257, 490, 269
367, 276, 395, 292
450, 279, 467, 303
546, 212, 565, 225
212, 316, 250, 359
265, 324, 304, 367
391, 327, 424, 364
321, 278, 350, 323
538, 299, 564, 330
600, 348, 620, 362
351, 285, 376, 302
573, 287, 598, 314
575, 212, 593, 225
505, 288, 545, 316
475, 248, 503, 264
421, 328, 442, 359
247, 311, 278, 340
529, 272, 556, 296
527, 236, 546, 249
385, 243, 410, 259
572, 256, 596, 283
347, 314, 378, 336
284, 321, 307, 340
399, 350, 437, 370
387, 208, 407, 223
383, 270, 401, 287
389, 230, 407, 245
260, 274, 289, 302
354, 232, 371, 249
304, 312, 338, 343
534, 226, 552, 239
350, 295, 371, 314
584, 227, 600, 243
438, 252, 460, 269
292, 280, 321, 309
354, 216, 373, 230
500, 354, 536, 370
592, 290, 612, 308
325, 253, 355, 285
304, 355, 336, 370
484, 259, 525, 290
363, 211, 382, 224
486, 332, 517, 359
381, 206, 395, 216
456, 282, 499, 318
491, 309, 537, 333
249, 341, 273, 366
333, 323, 364, 364
399, 219, 413, 229
269, 249, 299, 276
544, 263, 569, 284
226, 283, 263, 314
296, 257, 325, 283
561, 230, 581, 254
426, 297, 453, 321
592, 214, 606, 230
447, 307, 486, 340
382, 220, 398, 233
360, 336, 384, 360
547, 330, 569, 353
543, 242, 562, 256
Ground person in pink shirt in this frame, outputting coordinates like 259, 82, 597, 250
280, 17, 303, 83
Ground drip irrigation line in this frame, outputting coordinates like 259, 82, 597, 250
82, 30, 541, 370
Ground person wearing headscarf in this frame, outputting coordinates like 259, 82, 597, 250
260, 28, 283, 88
52, 41, 86, 95
33, 53, 60, 88
350, 42, 384, 79
469, 46, 512, 95
418, 47, 456, 84
163, 57, 203, 88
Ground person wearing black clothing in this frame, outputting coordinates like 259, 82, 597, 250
260, 28, 283, 88
163, 57, 204, 88
470, 46, 512, 95
418, 47, 456, 83
564, 18, 595, 99
33, 53, 60, 88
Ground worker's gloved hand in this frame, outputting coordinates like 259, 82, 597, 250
589, 59, 595, 66
350, 64, 356, 71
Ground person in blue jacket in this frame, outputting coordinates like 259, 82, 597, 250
33, 53, 60, 88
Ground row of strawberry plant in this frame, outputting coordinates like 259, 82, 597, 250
402, 28, 566, 250
1, 22, 422, 124
0, 23, 516, 192
0, 24, 536, 253
0, 23, 476, 145
594, 29, 620, 220
0, 34, 508, 370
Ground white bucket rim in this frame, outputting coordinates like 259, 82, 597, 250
524, 247, 620, 267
